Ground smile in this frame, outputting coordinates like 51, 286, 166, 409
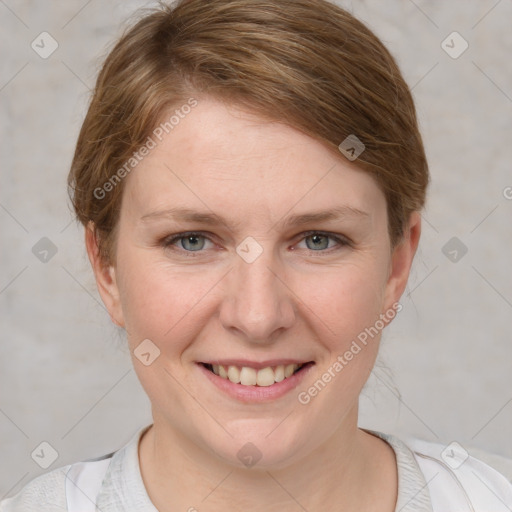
197, 360, 315, 402
203, 363, 307, 386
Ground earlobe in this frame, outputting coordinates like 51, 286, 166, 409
85, 223, 125, 328
383, 212, 422, 314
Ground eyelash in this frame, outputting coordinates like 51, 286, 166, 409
161, 230, 351, 257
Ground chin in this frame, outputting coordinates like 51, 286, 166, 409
201, 419, 308, 471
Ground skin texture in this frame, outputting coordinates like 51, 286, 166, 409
86, 97, 421, 511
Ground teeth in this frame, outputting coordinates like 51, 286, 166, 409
209, 363, 304, 386
240, 367, 257, 385
274, 365, 285, 382
284, 364, 295, 378
227, 365, 241, 383
256, 367, 275, 387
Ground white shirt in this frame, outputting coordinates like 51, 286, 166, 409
1, 424, 511, 511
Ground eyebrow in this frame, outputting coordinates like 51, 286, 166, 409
140, 205, 369, 230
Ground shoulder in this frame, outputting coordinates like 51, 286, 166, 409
0, 426, 151, 512
404, 436, 512, 511
0, 464, 70, 512
0, 455, 113, 512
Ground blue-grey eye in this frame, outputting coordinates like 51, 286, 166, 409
180, 234, 206, 251
304, 233, 331, 251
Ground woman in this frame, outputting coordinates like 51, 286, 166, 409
2, 0, 511, 510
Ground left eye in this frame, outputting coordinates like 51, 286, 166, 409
297, 232, 347, 251
162, 231, 348, 255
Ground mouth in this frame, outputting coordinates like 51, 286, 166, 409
199, 361, 315, 387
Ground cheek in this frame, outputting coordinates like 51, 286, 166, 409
116, 251, 219, 348
296, 260, 389, 345
295, 264, 389, 405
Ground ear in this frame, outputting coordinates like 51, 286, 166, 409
85, 222, 125, 328
382, 211, 421, 313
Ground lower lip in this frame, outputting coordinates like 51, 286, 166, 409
197, 363, 315, 403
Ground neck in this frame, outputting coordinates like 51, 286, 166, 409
139, 407, 397, 512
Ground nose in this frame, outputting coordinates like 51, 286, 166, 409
218, 247, 296, 344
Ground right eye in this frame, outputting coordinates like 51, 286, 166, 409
162, 231, 216, 254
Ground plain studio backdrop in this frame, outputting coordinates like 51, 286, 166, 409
1, 0, 511, 498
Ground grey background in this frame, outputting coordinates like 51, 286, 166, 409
1, 0, 511, 498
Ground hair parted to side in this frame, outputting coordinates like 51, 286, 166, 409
68, 0, 429, 264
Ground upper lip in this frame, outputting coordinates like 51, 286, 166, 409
199, 359, 314, 370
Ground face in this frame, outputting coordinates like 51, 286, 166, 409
88, 97, 420, 469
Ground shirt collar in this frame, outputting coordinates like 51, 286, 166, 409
96, 424, 157, 511
97, 424, 433, 512
365, 429, 434, 512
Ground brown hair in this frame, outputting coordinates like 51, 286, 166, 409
68, 0, 429, 264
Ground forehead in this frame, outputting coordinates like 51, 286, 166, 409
123, 97, 386, 225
